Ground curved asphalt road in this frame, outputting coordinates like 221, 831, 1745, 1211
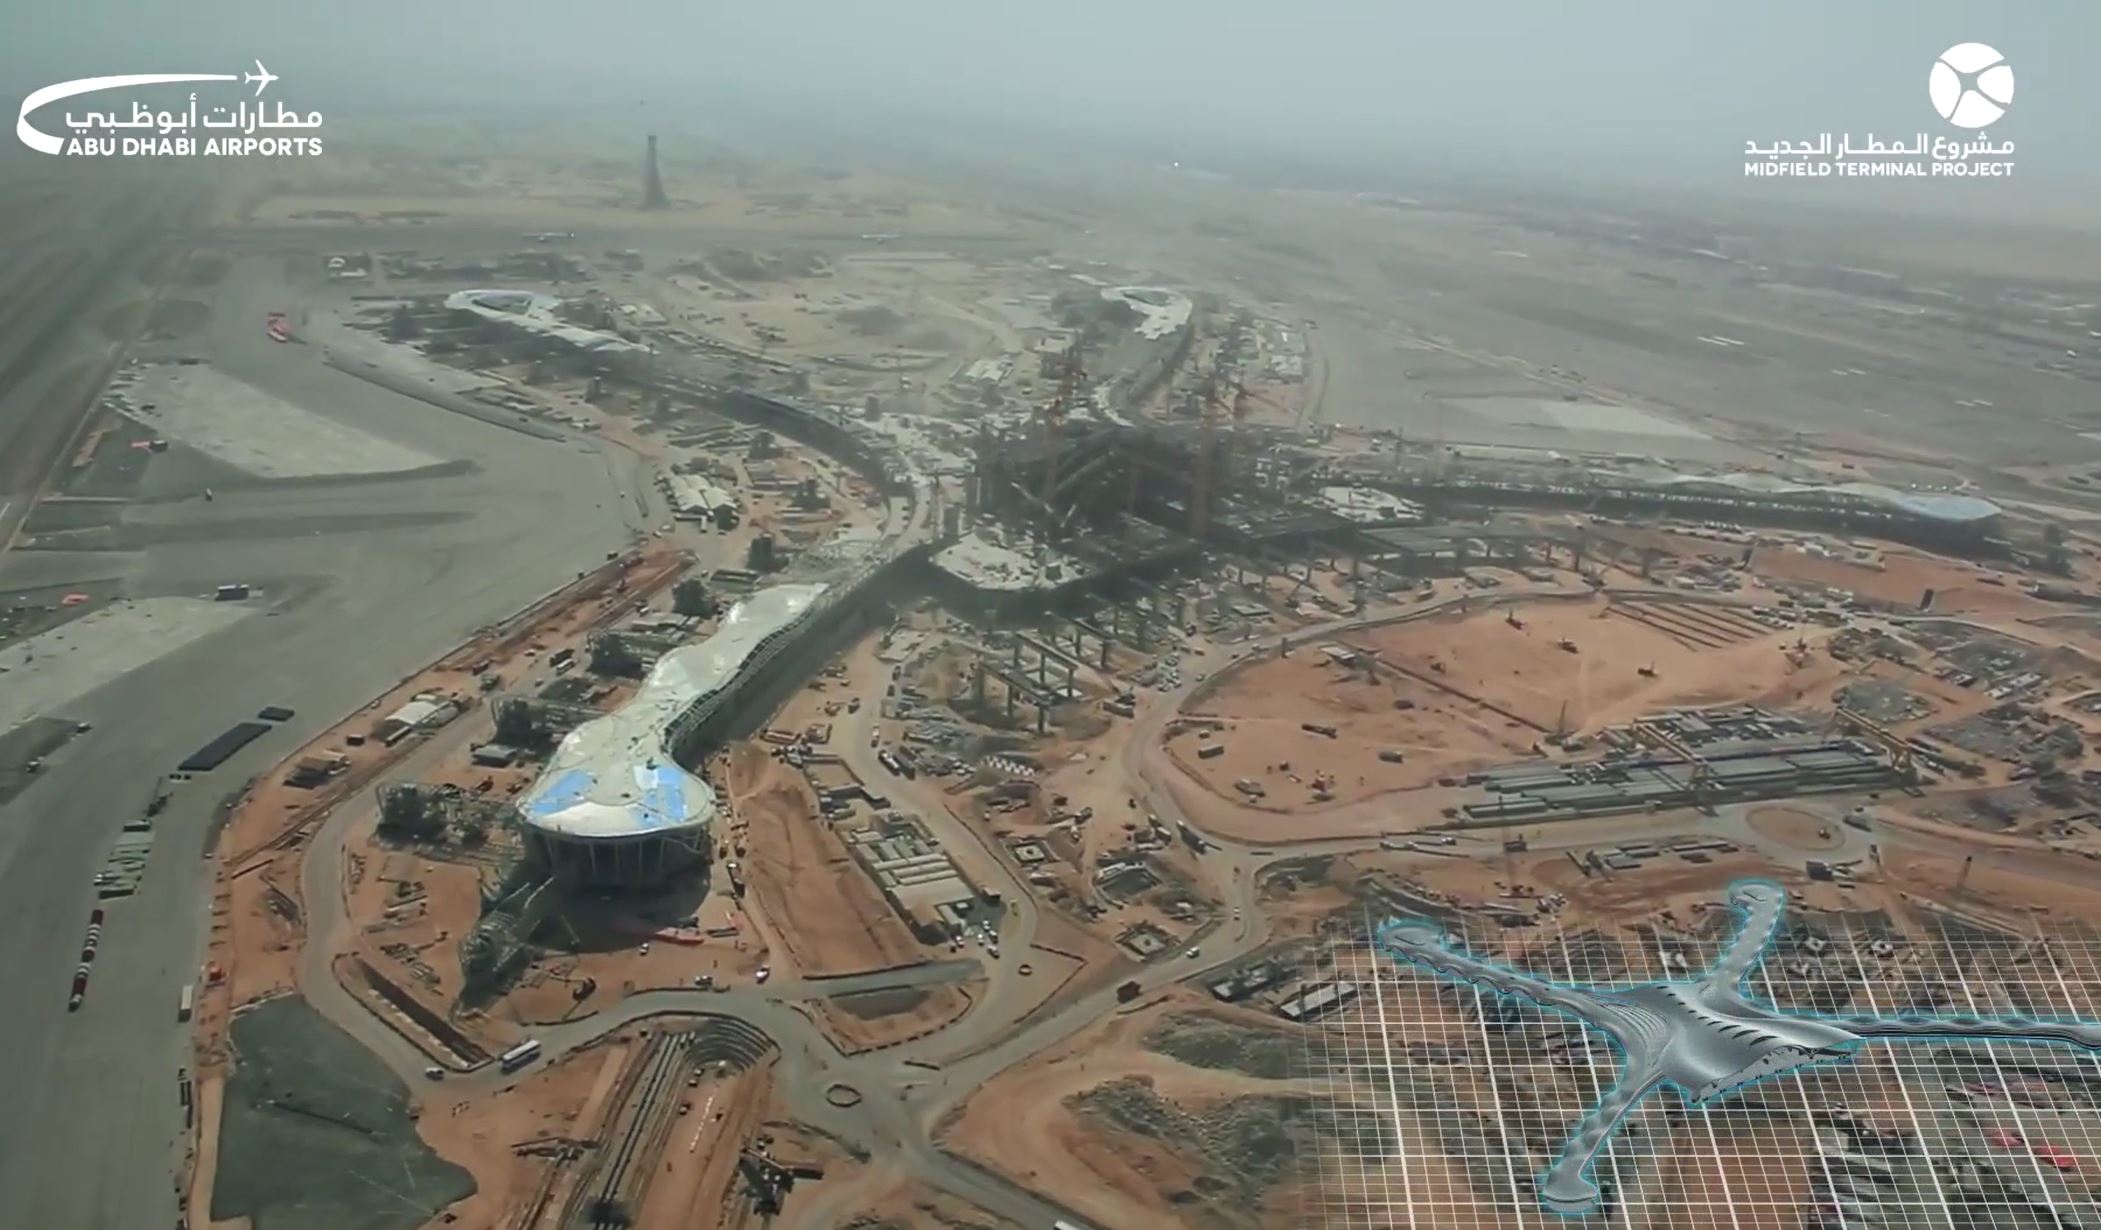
283, 585, 1481, 1227
280, 562, 1786, 1222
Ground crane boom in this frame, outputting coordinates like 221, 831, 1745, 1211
1038, 341, 1084, 529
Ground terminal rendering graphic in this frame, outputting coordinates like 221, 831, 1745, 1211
1379, 881, 2101, 1215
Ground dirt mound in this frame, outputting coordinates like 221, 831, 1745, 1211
836, 304, 906, 336
833, 985, 929, 1019
1069, 1076, 1331, 1223
1142, 1012, 1311, 1081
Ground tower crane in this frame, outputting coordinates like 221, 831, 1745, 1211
1037, 339, 1085, 536
1632, 717, 1713, 809
1190, 378, 1224, 539
1832, 707, 1916, 780
1191, 377, 1261, 538
1231, 381, 1300, 497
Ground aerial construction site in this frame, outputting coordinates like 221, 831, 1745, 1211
8, 23, 2101, 1230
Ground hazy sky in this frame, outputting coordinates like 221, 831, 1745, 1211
4, 1, 2093, 192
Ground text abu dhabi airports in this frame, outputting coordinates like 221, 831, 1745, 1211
1746, 133, 2013, 179
15, 60, 322, 158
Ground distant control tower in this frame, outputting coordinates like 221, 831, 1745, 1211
641, 134, 669, 210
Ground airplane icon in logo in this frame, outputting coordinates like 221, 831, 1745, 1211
241, 60, 277, 97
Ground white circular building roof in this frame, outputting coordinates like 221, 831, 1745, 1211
517, 582, 826, 840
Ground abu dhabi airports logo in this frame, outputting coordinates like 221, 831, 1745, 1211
1745, 40, 2015, 180
16, 60, 323, 158
1930, 42, 2014, 128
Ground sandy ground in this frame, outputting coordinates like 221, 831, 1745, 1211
1750, 540, 2045, 619
1878, 839, 2101, 926
628, 1060, 773, 1230
942, 992, 1320, 1230
812, 981, 979, 1054
1359, 596, 1831, 734
727, 742, 926, 978
502, 916, 765, 1026
412, 1038, 620, 1230
807, 1176, 1028, 1230
343, 839, 484, 1005
1157, 594, 1853, 843
1747, 806, 1844, 852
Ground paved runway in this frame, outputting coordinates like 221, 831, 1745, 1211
0, 249, 641, 1229
0, 167, 208, 550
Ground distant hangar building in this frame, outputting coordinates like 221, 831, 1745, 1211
515, 582, 826, 886
443, 288, 650, 357
1368, 462, 2007, 552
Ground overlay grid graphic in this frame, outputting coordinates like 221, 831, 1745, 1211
1300, 902, 2101, 1228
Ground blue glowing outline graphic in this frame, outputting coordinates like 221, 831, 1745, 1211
1375, 879, 2101, 1216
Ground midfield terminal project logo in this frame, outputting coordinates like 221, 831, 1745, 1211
1743, 41, 2016, 179
1379, 881, 2101, 1216
1930, 42, 2015, 129
15, 60, 322, 158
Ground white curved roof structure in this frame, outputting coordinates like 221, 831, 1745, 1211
445, 288, 650, 355
518, 582, 827, 841
1101, 286, 1193, 340
1636, 469, 2003, 524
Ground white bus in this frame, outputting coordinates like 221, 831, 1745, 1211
498, 1039, 542, 1073
177, 983, 195, 1022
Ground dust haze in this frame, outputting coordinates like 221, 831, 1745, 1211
8, 5, 2101, 1230
4, 1, 2097, 211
